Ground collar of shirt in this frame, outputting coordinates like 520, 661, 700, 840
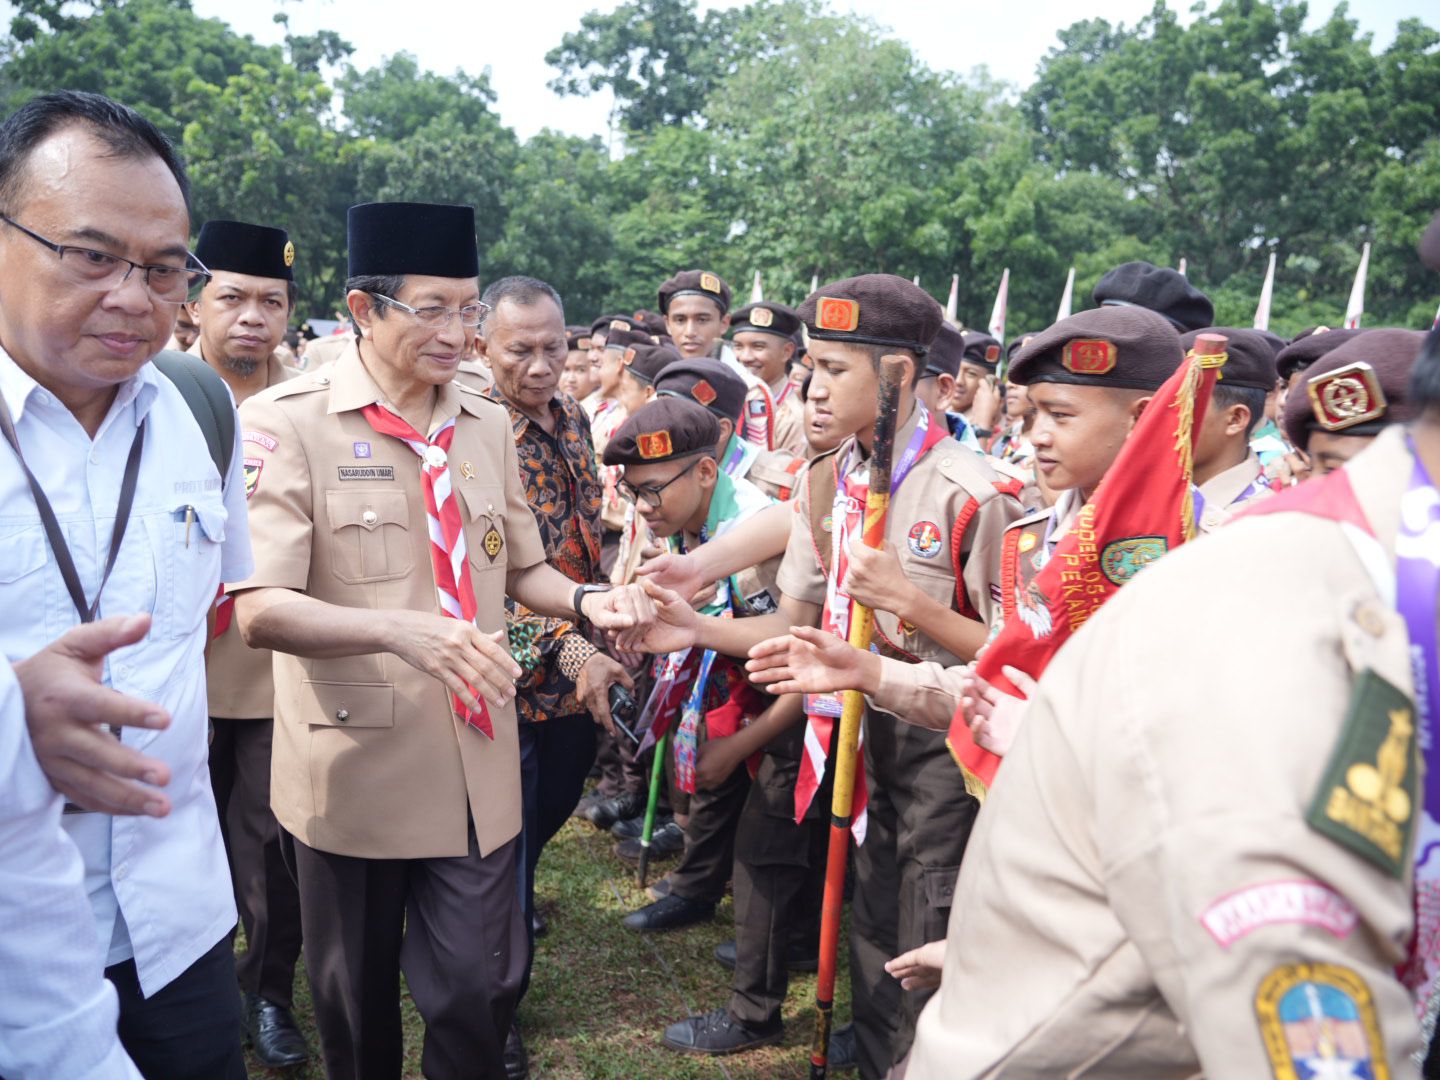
483, 385, 571, 441
0, 345, 159, 435
324, 342, 463, 428
187, 338, 291, 390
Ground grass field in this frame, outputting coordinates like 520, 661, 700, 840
242, 808, 851, 1078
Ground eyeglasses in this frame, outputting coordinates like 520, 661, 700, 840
619, 456, 703, 509
371, 293, 489, 329
1, 216, 211, 304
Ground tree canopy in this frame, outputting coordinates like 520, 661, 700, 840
2, 0, 1436, 336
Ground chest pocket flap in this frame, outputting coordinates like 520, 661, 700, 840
325, 490, 413, 584
458, 484, 507, 572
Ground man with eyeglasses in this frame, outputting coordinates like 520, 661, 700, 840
0, 90, 250, 1076
186, 219, 309, 1069
230, 202, 657, 1080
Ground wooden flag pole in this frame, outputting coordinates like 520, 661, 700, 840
808, 355, 907, 1079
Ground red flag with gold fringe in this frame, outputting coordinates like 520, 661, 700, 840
947, 336, 1229, 794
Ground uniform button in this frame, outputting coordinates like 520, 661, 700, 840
940, 456, 953, 468
116, 663, 131, 679
362, 510, 378, 526
317, 375, 330, 385
1356, 605, 1386, 637
336, 708, 350, 722
115, 864, 127, 881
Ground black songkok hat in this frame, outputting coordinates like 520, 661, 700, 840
797, 274, 944, 356
195, 220, 294, 282
658, 270, 732, 315
1179, 327, 1278, 390
1092, 261, 1215, 333
604, 397, 721, 466
1009, 306, 1184, 391
347, 202, 478, 279
654, 357, 748, 425
731, 302, 802, 339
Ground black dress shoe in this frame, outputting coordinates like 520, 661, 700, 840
622, 891, 716, 932
614, 820, 685, 863
645, 875, 673, 901
828, 1021, 858, 1071
582, 790, 644, 830
243, 992, 308, 1069
572, 789, 605, 819
662, 1007, 783, 1054
611, 811, 672, 840
504, 1023, 530, 1079
714, 938, 819, 973
532, 909, 548, 938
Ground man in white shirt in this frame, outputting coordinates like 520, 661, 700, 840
2, 615, 171, 1080
0, 91, 249, 1077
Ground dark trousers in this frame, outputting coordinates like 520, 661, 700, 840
728, 752, 828, 1025
208, 716, 303, 1007
593, 726, 648, 798
851, 709, 979, 1079
517, 713, 597, 996
283, 826, 525, 1080
666, 754, 751, 904
107, 935, 247, 1080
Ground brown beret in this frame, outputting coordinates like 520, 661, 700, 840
633, 309, 669, 336
925, 324, 965, 378
1179, 327, 1277, 390
1282, 328, 1425, 448
1275, 327, 1367, 381
658, 270, 732, 315
565, 325, 592, 352
619, 342, 681, 386
654, 357, 748, 424
1007, 332, 1040, 360
797, 274, 944, 356
1008, 307, 1184, 391
731, 301, 802, 339
603, 324, 653, 353
1093, 261, 1214, 332
961, 331, 1003, 370
603, 397, 720, 467
590, 313, 631, 339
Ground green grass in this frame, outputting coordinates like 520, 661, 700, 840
242, 810, 850, 1078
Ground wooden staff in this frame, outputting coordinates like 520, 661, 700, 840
809, 354, 908, 1078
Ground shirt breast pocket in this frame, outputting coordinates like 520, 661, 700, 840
459, 485, 508, 575
149, 498, 226, 641
0, 524, 51, 629
325, 490, 413, 584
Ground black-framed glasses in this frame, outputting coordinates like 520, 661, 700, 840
618, 456, 704, 509
371, 292, 489, 329
1, 215, 211, 304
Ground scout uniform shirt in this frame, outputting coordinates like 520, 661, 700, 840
198, 342, 300, 719
906, 426, 1425, 1079
1197, 449, 1275, 534
233, 342, 547, 860
775, 404, 1021, 671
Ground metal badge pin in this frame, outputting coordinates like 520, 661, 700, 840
461, 461, 476, 480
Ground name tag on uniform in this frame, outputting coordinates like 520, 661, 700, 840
338, 466, 395, 481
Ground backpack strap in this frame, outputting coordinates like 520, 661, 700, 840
151, 350, 235, 487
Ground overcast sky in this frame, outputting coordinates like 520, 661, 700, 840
183, 0, 1425, 141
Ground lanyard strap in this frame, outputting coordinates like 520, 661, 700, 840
0, 390, 146, 624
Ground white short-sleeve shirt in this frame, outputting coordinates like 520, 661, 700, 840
0, 348, 251, 997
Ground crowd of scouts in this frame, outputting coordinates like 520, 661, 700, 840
4, 89, 1440, 1080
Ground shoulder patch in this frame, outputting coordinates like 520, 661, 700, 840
1254, 962, 1386, 1078
1306, 668, 1417, 878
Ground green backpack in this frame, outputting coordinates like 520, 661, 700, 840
151, 350, 235, 487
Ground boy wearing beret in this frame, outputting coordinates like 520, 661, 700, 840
731, 301, 809, 456
659, 269, 733, 361
627, 274, 1023, 1075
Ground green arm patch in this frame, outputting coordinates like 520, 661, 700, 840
1305, 668, 1418, 879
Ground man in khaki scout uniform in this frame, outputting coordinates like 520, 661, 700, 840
626, 275, 1022, 1076
730, 301, 808, 457
230, 201, 653, 1080
188, 219, 308, 1068
902, 329, 1440, 1079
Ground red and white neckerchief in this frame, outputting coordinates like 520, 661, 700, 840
793, 407, 947, 841
360, 402, 493, 738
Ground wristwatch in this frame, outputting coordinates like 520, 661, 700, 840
572, 583, 612, 622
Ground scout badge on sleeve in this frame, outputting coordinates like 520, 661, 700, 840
1254, 963, 1387, 1080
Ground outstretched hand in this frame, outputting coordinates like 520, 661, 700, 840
960, 665, 1036, 757
614, 577, 700, 654
745, 625, 881, 697
885, 939, 948, 991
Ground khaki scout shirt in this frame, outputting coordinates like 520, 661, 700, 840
770, 381, 808, 458
1198, 450, 1274, 534
193, 343, 300, 719
907, 428, 1425, 1078
775, 404, 1022, 670
232, 343, 546, 859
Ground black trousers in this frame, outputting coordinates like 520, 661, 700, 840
208, 716, 303, 1007
728, 751, 828, 1025
107, 935, 247, 1080
283, 825, 525, 1080
666, 753, 751, 904
851, 709, 979, 1079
